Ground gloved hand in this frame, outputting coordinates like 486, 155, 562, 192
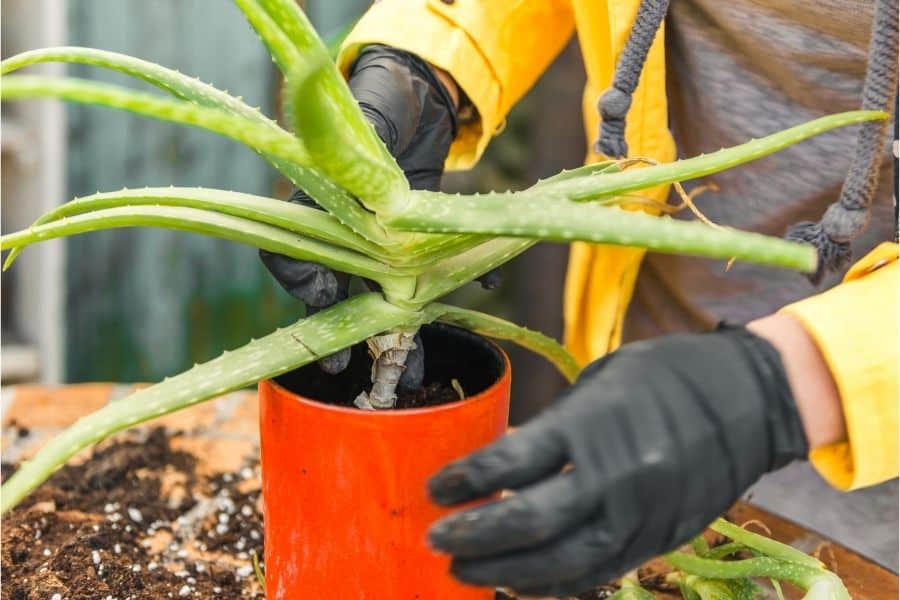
262, 44, 468, 386
427, 324, 809, 597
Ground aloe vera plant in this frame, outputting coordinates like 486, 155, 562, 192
0, 0, 887, 519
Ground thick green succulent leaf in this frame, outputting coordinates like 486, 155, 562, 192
608, 579, 657, 600
257, 0, 327, 55
286, 53, 407, 213
543, 110, 888, 201
2, 187, 380, 269
412, 239, 535, 305
675, 575, 761, 600
257, 0, 398, 170
1, 75, 310, 166
233, 0, 303, 76
390, 191, 816, 272
0, 205, 403, 283
426, 304, 581, 382
1, 46, 278, 125
709, 519, 823, 569
0, 47, 389, 247
664, 553, 823, 590
531, 160, 621, 188
0, 294, 426, 514
702, 542, 749, 560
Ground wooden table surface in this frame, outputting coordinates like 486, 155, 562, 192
3, 384, 897, 599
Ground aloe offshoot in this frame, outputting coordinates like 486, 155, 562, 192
0, 0, 887, 521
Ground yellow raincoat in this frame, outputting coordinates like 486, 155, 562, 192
338, 0, 898, 490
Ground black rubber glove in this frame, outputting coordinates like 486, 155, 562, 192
261, 45, 463, 385
427, 324, 809, 597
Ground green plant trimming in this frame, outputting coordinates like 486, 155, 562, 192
608, 518, 849, 600
0, 0, 885, 592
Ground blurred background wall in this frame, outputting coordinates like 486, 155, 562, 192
1, 0, 586, 424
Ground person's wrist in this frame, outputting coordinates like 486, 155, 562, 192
747, 313, 846, 449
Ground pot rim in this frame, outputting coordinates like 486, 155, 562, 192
261, 332, 511, 418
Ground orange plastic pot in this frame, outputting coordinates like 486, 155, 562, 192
259, 324, 511, 599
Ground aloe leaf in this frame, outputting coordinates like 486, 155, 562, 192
257, 0, 398, 169
390, 191, 816, 272
2, 186, 467, 274
702, 542, 749, 560
709, 519, 823, 569
235, 0, 396, 178
286, 52, 407, 213
233, 0, 303, 76
674, 575, 761, 600
690, 535, 711, 556
543, 111, 888, 201
1, 47, 278, 126
257, 0, 327, 55
608, 578, 657, 600
2, 188, 380, 268
426, 304, 581, 382
531, 160, 621, 188
0, 294, 425, 514
413, 239, 536, 305
664, 552, 822, 589
0, 48, 390, 246
2, 75, 311, 166
0, 205, 402, 283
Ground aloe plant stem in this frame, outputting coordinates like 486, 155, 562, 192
354, 331, 419, 410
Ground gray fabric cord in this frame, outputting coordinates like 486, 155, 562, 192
786, 0, 898, 284
595, 0, 671, 158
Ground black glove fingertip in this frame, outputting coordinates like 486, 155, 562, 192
477, 269, 503, 290
397, 333, 424, 392
318, 347, 352, 375
428, 464, 476, 506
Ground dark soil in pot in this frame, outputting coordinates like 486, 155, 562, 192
274, 323, 506, 409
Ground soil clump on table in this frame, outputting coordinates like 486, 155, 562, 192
2, 428, 264, 599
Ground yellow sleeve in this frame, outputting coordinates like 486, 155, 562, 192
337, 0, 575, 169
780, 242, 899, 491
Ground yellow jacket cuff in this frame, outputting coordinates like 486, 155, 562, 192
781, 242, 899, 490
